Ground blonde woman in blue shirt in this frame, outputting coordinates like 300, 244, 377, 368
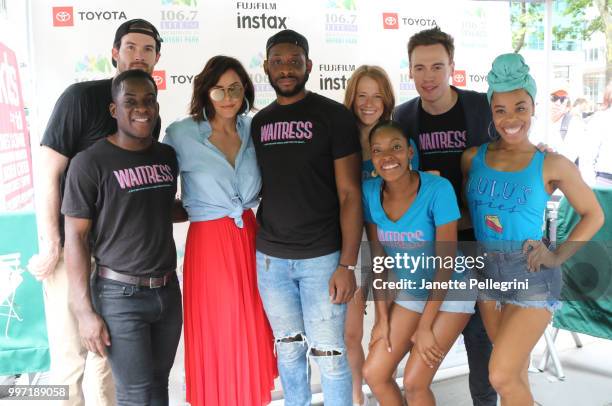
163, 56, 277, 406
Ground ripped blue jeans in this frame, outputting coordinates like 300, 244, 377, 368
256, 250, 351, 406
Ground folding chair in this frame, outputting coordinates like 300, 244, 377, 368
0, 253, 24, 338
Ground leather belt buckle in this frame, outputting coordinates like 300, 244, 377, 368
149, 276, 163, 289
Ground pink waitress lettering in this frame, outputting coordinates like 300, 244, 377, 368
113, 164, 174, 189
419, 130, 466, 151
260, 120, 313, 142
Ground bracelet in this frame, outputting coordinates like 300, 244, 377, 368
338, 263, 356, 271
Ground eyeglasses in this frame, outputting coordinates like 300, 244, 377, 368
210, 85, 244, 101
551, 95, 568, 103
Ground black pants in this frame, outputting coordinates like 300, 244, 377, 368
459, 228, 497, 406
92, 274, 183, 406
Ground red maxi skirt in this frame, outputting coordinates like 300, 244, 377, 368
183, 210, 278, 406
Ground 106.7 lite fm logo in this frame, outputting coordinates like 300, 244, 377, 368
325, 0, 358, 45
160, 0, 200, 44
398, 59, 417, 103
248, 53, 276, 108
73, 55, 113, 82
236, 2, 288, 29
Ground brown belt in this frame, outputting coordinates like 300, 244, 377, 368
97, 266, 175, 289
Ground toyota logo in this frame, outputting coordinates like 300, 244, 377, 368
56, 11, 71, 22
153, 75, 164, 85
385, 16, 397, 26
454, 73, 465, 82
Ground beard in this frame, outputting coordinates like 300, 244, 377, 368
268, 72, 310, 98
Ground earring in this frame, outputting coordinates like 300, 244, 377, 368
487, 121, 499, 140
371, 169, 378, 178
202, 107, 209, 122
241, 98, 251, 116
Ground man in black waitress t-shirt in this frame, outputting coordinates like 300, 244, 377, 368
27, 19, 163, 405
251, 30, 362, 405
62, 70, 182, 405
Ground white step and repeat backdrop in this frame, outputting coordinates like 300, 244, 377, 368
31, 0, 512, 138
28, 0, 513, 395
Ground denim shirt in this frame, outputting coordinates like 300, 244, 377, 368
163, 115, 261, 228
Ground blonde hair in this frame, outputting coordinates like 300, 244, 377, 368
343, 65, 395, 123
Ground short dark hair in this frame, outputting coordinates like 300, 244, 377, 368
111, 69, 157, 101
189, 56, 255, 122
112, 19, 162, 68
407, 27, 455, 64
266, 29, 309, 58
369, 120, 408, 144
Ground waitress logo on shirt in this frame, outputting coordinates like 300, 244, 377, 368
259, 120, 313, 146
418, 130, 466, 154
377, 227, 426, 250
113, 164, 175, 192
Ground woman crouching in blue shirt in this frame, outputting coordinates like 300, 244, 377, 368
461, 53, 604, 405
163, 56, 277, 406
362, 120, 475, 405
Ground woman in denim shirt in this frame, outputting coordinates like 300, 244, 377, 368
163, 56, 277, 406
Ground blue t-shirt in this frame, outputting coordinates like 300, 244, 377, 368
363, 171, 461, 296
362, 139, 420, 181
466, 143, 550, 249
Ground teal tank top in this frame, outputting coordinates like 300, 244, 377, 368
466, 143, 550, 248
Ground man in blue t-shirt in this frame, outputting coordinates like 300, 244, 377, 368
394, 27, 496, 406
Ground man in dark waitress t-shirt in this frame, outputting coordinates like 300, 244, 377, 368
251, 30, 362, 405
28, 19, 163, 405
61, 70, 182, 405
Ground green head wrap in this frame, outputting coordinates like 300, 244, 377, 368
486, 53, 537, 104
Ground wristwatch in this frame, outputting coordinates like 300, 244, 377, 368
338, 263, 356, 271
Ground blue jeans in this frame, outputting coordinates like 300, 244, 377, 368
256, 251, 351, 406
91, 274, 183, 406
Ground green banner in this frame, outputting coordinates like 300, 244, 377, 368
553, 187, 612, 340
0, 212, 49, 375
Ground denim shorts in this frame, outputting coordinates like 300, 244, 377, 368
395, 295, 476, 314
477, 249, 562, 313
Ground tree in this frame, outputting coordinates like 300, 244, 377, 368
511, 0, 611, 83
511, 1, 544, 53
558, 0, 611, 83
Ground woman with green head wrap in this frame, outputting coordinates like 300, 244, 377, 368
460, 53, 603, 406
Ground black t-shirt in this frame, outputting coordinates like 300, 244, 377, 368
61, 139, 178, 276
40, 78, 161, 242
251, 92, 360, 259
417, 100, 467, 199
